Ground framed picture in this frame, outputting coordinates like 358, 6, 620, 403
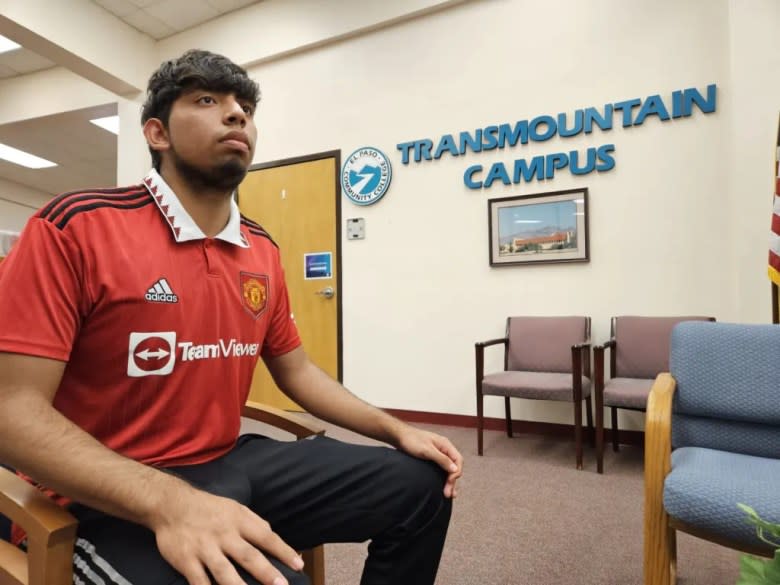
488, 188, 589, 266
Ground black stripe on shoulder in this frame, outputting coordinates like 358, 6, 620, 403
241, 225, 278, 247
45, 189, 150, 224
53, 198, 155, 231
39, 185, 146, 220
239, 215, 267, 231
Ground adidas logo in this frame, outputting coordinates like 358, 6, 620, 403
145, 278, 178, 303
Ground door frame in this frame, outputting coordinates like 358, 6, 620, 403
239, 149, 343, 382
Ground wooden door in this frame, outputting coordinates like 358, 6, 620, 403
238, 152, 341, 411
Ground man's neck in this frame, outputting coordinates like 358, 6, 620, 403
159, 168, 233, 238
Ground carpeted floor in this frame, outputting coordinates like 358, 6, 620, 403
241, 418, 742, 585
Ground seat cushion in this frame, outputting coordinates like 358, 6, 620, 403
664, 447, 780, 552
482, 371, 591, 401
603, 377, 653, 409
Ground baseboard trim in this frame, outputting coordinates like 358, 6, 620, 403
383, 408, 645, 447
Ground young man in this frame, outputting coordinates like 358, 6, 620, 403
0, 50, 462, 585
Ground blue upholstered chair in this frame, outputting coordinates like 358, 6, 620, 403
643, 322, 780, 585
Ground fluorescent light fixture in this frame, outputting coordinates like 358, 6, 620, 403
0, 35, 20, 54
90, 115, 119, 135
0, 143, 56, 169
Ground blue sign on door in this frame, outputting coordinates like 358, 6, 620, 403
304, 252, 332, 280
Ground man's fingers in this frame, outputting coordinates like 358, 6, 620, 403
202, 547, 248, 585
426, 444, 458, 474
241, 512, 304, 574
432, 436, 462, 473
177, 560, 212, 585
223, 540, 292, 585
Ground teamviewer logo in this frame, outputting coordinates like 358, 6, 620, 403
127, 332, 176, 377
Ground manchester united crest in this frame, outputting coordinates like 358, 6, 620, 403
239, 272, 269, 319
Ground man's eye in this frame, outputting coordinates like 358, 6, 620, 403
198, 96, 215, 104
242, 105, 254, 115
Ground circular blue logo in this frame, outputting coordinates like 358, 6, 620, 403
341, 147, 392, 206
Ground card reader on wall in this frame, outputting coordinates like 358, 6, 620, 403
347, 218, 365, 240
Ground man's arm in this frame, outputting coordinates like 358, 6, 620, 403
263, 346, 463, 498
0, 352, 303, 585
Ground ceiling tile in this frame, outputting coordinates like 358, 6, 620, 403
205, 0, 258, 12
0, 49, 55, 74
122, 9, 176, 39
0, 105, 118, 196
145, 0, 219, 32
0, 64, 17, 79
93, 0, 139, 17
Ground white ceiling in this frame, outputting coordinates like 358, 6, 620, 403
0, 104, 118, 195
92, 0, 259, 40
0, 0, 261, 197
0, 48, 55, 80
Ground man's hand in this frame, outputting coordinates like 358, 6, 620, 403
394, 427, 463, 498
152, 486, 304, 585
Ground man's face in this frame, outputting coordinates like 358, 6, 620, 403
163, 88, 258, 191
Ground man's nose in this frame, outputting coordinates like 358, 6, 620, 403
224, 98, 247, 126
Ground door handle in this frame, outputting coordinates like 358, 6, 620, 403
315, 286, 335, 299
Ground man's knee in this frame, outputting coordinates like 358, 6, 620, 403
385, 451, 449, 517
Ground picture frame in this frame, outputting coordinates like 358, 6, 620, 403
488, 187, 589, 266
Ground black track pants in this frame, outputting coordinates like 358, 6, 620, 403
70, 434, 452, 585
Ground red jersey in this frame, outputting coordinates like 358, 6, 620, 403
0, 169, 301, 467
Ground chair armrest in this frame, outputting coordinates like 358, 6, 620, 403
594, 339, 616, 351
0, 468, 77, 548
474, 337, 508, 349
593, 340, 614, 394
242, 401, 325, 440
595, 339, 617, 379
475, 338, 509, 392
643, 372, 676, 577
572, 341, 591, 378
0, 467, 77, 585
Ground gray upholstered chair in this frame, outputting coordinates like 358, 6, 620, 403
644, 322, 780, 585
475, 316, 592, 469
593, 315, 714, 474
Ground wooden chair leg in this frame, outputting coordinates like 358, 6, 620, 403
574, 399, 583, 470
302, 546, 325, 585
477, 390, 484, 455
596, 390, 604, 474
585, 395, 594, 447
669, 527, 677, 584
611, 407, 620, 452
504, 397, 512, 437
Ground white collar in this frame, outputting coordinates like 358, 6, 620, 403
142, 169, 249, 248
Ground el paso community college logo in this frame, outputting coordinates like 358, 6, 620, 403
341, 147, 392, 206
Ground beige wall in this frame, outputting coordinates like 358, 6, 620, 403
244, 0, 742, 427
0, 177, 51, 231
1, 0, 778, 429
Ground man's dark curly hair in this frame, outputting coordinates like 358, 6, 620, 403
141, 49, 260, 170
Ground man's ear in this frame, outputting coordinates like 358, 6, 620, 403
143, 118, 170, 155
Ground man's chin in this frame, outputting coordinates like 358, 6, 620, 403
171, 153, 250, 193
217, 160, 249, 190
